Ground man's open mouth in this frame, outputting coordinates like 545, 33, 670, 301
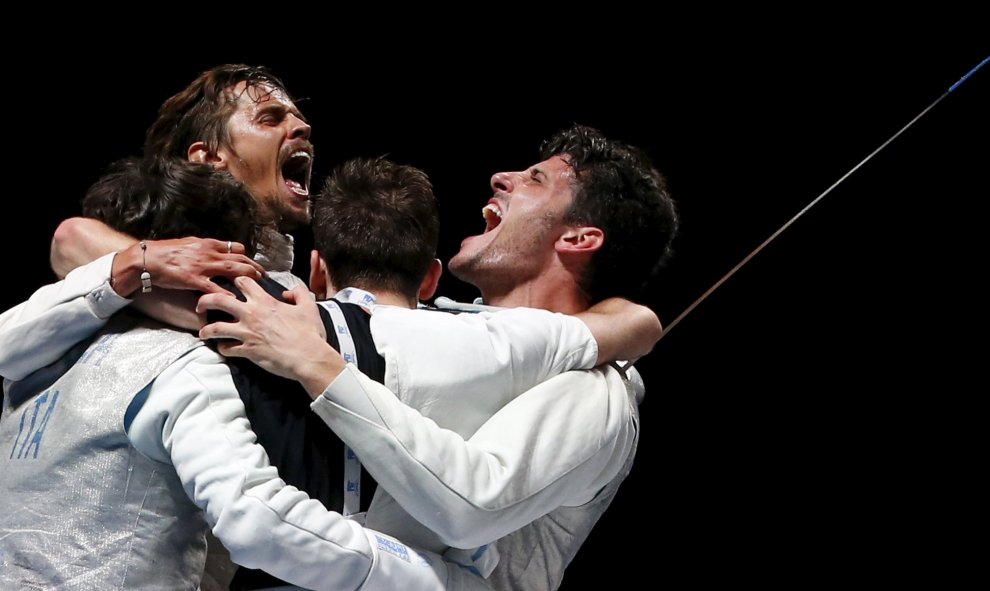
282, 150, 312, 197
483, 203, 502, 232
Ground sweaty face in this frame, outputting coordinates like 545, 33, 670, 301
215, 82, 314, 232
449, 155, 576, 290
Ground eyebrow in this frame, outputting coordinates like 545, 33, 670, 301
256, 102, 308, 123
256, 103, 287, 117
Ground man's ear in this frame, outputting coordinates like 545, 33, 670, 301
556, 226, 604, 255
418, 258, 443, 301
188, 141, 225, 168
309, 249, 329, 299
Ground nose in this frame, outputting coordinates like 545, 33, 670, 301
490, 171, 514, 194
288, 113, 311, 141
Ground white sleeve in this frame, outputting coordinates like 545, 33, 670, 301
310, 364, 637, 548
128, 348, 489, 591
0, 253, 129, 380
370, 306, 599, 436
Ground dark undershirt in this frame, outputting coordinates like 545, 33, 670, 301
209, 277, 383, 590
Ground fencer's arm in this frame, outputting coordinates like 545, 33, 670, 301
51, 217, 132, 279
575, 298, 662, 364
0, 247, 210, 381
198, 281, 338, 393
309, 365, 635, 548
0, 253, 130, 380
196, 281, 635, 547
371, 299, 658, 420
0, 224, 266, 379
51, 217, 264, 330
130, 347, 480, 591
51, 217, 199, 329
370, 305, 600, 415
0, 246, 203, 380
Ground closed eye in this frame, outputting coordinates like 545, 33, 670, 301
257, 106, 288, 125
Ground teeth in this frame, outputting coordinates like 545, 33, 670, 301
290, 151, 312, 161
482, 204, 502, 233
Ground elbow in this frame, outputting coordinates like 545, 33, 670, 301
632, 306, 663, 360
645, 307, 663, 345
432, 509, 499, 549
50, 218, 88, 279
441, 530, 494, 550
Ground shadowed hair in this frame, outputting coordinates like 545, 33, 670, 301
143, 64, 291, 167
313, 157, 439, 299
541, 124, 679, 303
82, 157, 263, 253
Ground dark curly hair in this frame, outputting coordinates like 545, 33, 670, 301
313, 157, 439, 299
82, 157, 263, 253
541, 125, 679, 303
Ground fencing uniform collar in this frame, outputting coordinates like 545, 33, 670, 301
254, 230, 295, 273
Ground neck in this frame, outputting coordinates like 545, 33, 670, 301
482, 270, 588, 314
372, 290, 417, 309
329, 281, 417, 310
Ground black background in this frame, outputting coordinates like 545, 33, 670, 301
2, 32, 986, 587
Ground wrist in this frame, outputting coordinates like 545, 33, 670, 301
109, 243, 145, 297
298, 343, 348, 400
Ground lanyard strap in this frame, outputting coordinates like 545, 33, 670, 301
321, 299, 363, 516
335, 287, 378, 312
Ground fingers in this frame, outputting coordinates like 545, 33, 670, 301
196, 292, 241, 318
195, 275, 238, 296
198, 319, 257, 347
205, 256, 267, 280
196, 237, 245, 255
215, 339, 243, 358
197, 289, 254, 344
194, 257, 267, 295
281, 284, 312, 305
233, 275, 276, 301
198, 319, 239, 341
215, 238, 246, 256
144, 237, 267, 292
208, 239, 265, 276
198, 277, 290, 321
213, 337, 254, 360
